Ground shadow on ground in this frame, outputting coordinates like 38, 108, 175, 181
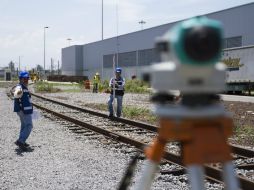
15, 147, 34, 156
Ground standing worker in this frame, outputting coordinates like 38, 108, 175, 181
13, 71, 33, 151
93, 72, 100, 93
108, 67, 125, 117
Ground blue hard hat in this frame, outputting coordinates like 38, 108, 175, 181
19, 71, 30, 79
115, 67, 122, 73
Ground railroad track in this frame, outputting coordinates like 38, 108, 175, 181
27, 93, 254, 189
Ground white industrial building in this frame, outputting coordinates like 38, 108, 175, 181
62, 2, 254, 80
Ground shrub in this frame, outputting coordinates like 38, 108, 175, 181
78, 81, 85, 89
124, 79, 150, 93
98, 80, 110, 93
82, 103, 157, 125
122, 106, 157, 124
80, 78, 150, 94
35, 81, 61, 93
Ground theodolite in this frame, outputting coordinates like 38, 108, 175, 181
118, 16, 240, 190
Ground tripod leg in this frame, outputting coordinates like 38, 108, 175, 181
222, 161, 240, 190
133, 160, 158, 190
187, 164, 205, 190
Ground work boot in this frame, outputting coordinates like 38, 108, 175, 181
15, 140, 28, 151
15, 140, 29, 147
15, 140, 22, 146
24, 142, 30, 147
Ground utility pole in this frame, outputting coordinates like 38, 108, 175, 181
102, 0, 104, 40
51, 58, 54, 76
58, 60, 60, 75
43, 26, 49, 79
116, 0, 119, 67
139, 20, 146, 30
18, 56, 21, 71
67, 38, 72, 46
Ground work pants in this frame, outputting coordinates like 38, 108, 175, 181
108, 95, 123, 117
17, 111, 33, 143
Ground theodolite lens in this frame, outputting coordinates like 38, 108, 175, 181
183, 26, 221, 63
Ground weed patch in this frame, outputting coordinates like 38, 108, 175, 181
35, 81, 61, 93
233, 125, 254, 145
124, 79, 150, 93
82, 103, 157, 125
86, 79, 150, 94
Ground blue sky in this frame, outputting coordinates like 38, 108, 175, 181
0, 0, 253, 70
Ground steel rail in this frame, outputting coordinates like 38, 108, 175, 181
32, 101, 254, 190
31, 93, 158, 132
231, 144, 254, 158
31, 93, 254, 158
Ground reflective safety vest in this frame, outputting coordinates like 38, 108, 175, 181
14, 84, 33, 114
109, 77, 125, 96
93, 75, 100, 84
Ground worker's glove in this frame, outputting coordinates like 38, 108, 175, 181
13, 86, 23, 98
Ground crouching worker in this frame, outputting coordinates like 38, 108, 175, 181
13, 71, 33, 151
108, 67, 125, 118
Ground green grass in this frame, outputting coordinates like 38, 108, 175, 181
233, 125, 254, 145
124, 79, 150, 93
34, 81, 86, 93
122, 106, 157, 124
93, 79, 150, 94
0, 77, 18, 81
82, 103, 157, 125
97, 80, 110, 93
49, 82, 79, 87
34, 81, 61, 93
43, 79, 151, 94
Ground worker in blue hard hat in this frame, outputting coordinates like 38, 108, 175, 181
13, 71, 34, 151
108, 67, 125, 118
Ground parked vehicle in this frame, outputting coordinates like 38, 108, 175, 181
222, 45, 254, 94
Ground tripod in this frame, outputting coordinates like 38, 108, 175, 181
133, 94, 240, 190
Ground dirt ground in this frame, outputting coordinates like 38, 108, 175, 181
223, 101, 254, 147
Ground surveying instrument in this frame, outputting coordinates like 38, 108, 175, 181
119, 17, 240, 190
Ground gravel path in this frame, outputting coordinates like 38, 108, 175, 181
0, 89, 127, 190
0, 88, 181, 190
41, 92, 151, 110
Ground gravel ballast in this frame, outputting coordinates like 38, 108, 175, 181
42, 91, 254, 147
0, 88, 183, 190
42, 91, 151, 110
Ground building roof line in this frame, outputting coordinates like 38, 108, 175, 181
82, 2, 254, 46
224, 44, 254, 51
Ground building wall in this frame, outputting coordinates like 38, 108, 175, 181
207, 3, 254, 47
82, 27, 168, 80
62, 45, 83, 76
62, 3, 254, 80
